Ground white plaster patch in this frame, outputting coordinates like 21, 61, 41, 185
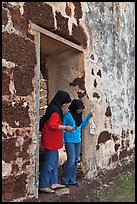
26, 173, 38, 196
90, 118, 97, 135
14, 121, 20, 126
14, 158, 23, 174
96, 140, 115, 169
46, 2, 78, 34
19, 2, 25, 15
16, 137, 24, 146
46, 2, 67, 16
2, 160, 12, 177
2, 59, 16, 68
123, 63, 128, 110
27, 142, 37, 157
8, 2, 19, 6
2, 8, 25, 37
9, 80, 15, 95
11, 101, 16, 107
23, 101, 28, 108
2, 123, 7, 135
128, 133, 135, 148
2, 122, 13, 136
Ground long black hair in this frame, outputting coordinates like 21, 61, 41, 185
69, 99, 85, 127
39, 90, 71, 131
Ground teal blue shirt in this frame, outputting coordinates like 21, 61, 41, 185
63, 112, 91, 143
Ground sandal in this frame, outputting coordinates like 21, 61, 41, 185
51, 184, 66, 190
39, 187, 55, 194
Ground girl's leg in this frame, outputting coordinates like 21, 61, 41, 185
50, 150, 58, 184
69, 142, 81, 184
61, 143, 75, 184
39, 149, 58, 188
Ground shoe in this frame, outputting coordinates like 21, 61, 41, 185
68, 182, 79, 186
50, 184, 66, 190
39, 187, 55, 194
61, 180, 69, 187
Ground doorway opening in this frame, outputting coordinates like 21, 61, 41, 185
29, 24, 85, 179
39, 32, 85, 171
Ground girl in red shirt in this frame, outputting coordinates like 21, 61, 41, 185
39, 90, 75, 193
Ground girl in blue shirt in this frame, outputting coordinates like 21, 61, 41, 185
61, 99, 93, 186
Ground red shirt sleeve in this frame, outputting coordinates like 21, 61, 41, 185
47, 112, 61, 130
41, 112, 63, 150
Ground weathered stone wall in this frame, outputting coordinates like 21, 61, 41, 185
2, 3, 37, 202
39, 62, 48, 117
2, 2, 135, 202
2, 2, 88, 202
82, 2, 135, 179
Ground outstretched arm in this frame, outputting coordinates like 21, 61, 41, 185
81, 112, 93, 128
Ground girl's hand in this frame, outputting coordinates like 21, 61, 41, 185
66, 126, 75, 131
89, 111, 93, 117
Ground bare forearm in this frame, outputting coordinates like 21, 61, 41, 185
58, 125, 67, 130
58, 125, 75, 131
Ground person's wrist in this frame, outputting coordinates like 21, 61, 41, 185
65, 126, 67, 130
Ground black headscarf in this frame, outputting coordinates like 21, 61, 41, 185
69, 99, 85, 127
39, 90, 71, 131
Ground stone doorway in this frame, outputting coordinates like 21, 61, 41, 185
29, 23, 85, 182
39, 32, 85, 169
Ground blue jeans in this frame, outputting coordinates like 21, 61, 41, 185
39, 149, 58, 188
61, 142, 81, 184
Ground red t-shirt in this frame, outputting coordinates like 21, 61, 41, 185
41, 112, 64, 150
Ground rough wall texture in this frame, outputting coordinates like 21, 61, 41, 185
82, 2, 135, 178
2, 2, 135, 202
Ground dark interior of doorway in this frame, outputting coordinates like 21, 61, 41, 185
39, 33, 84, 173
